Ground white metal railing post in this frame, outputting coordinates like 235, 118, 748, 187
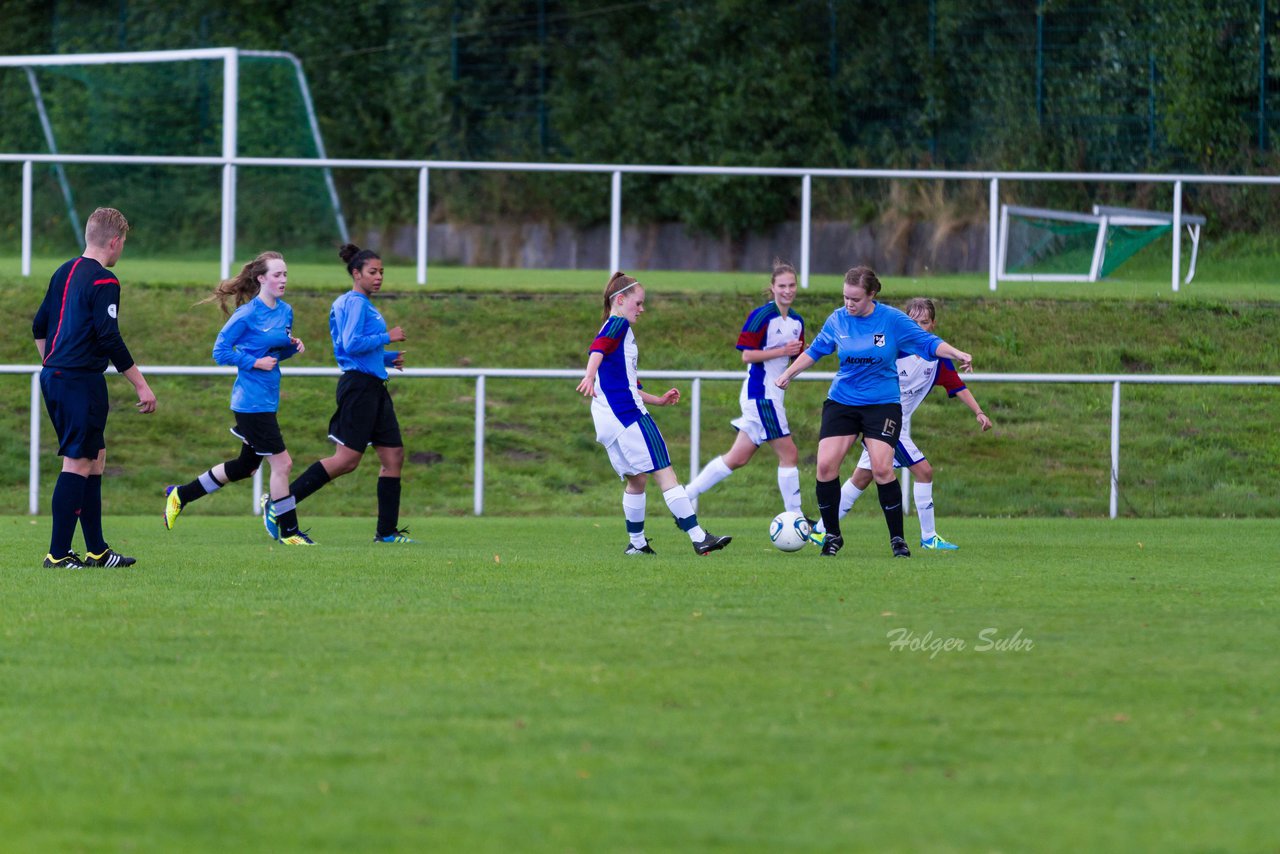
220, 164, 236, 281
417, 167, 429, 285
220, 49, 239, 281
22, 160, 33, 277
1087, 215, 1110, 281
1171, 180, 1183, 293
689, 378, 701, 481
989, 177, 999, 291
609, 171, 622, 273
29, 372, 41, 515
474, 375, 486, 515
1110, 381, 1121, 519
800, 174, 812, 288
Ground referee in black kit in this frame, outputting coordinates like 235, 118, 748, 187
32, 207, 156, 568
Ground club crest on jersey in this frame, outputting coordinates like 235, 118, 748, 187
874, 333, 885, 347
107, 304, 118, 319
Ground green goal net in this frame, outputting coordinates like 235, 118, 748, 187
1, 50, 345, 260
998, 205, 1203, 283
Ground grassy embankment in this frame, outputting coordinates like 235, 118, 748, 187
1, 261, 1277, 519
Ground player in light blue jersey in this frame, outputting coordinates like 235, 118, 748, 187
829, 298, 993, 551
163, 252, 313, 544
685, 259, 815, 523
776, 267, 974, 559
274, 243, 415, 545
577, 272, 732, 556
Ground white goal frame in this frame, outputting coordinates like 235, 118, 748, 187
997, 203, 1204, 285
0, 47, 348, 275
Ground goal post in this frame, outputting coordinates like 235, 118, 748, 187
997, 203, 1204, 286
0, 47, 348, 279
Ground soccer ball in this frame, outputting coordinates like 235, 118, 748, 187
769, 511, 811, 552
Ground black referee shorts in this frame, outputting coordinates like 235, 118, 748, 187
328, 370, 403, 449
819, 399, 903, 444
40, 367, 109, 459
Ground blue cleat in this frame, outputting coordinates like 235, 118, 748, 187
374, 529, 418, 544
920, 534, 959, 551
260, 493, 279, 540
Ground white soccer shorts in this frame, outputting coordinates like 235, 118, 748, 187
601, 415, 672, 478
730, 398, 791, 446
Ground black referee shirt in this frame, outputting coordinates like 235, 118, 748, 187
32, 256, 135, 373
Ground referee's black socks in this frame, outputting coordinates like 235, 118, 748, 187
815, 477, 843, 539
876, 479, 906, 542
50, 471, 87, 558
80, 474, 107, 555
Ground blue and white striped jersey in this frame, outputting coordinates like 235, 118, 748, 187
588, 315, 646, 444
735, 301, 804, 404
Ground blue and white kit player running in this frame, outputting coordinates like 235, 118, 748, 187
577, 272, 731, 556
685, 259, 815, 524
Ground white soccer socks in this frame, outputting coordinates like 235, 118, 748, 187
685, 455, 733, 502
623, 490, 648, 549
914, 481, 936, 541
777, 466, 802, 514
662, 485, 706, 542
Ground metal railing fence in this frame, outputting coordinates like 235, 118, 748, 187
8, 152, 1280, 293
5, 364, 1279, 520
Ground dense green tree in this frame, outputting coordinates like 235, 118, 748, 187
1, 0, 1276, 248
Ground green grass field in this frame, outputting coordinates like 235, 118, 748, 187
2, 516, 1276, 852
3, 249, 1279, 851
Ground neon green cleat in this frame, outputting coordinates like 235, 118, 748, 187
279, 530, 317, 546
163, 485, 183, 530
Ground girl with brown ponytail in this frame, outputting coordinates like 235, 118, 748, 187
577, 272, 732, 556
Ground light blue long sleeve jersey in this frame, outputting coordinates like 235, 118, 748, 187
805, 302, 943, 406
330, 290, 399, 380
212, 297, 298, 413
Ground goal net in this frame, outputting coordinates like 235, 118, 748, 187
997, 204, 1204, 284
1, 49, 346, 259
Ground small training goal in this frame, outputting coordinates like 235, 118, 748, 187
996, 204, 1204, 284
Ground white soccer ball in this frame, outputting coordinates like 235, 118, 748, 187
769, 511, 811, 552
